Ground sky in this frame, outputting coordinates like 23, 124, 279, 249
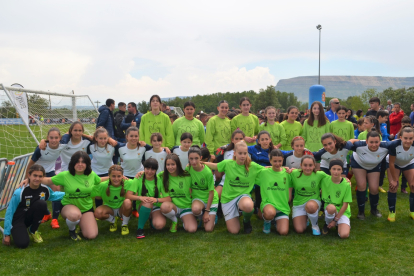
1, 0, 413, 106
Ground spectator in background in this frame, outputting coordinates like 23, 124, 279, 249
96, 98, 115, 138
353, 109, 364, 120
410, 103, 414, 126
199, 112, 208, 132
346, 109, 357, 124
365, 97, 380, 117
386, 100, 393, 113
325, 98, 340, 122
165, 106, 171, 113
113, 102, 126, 143
161, 102, 167, 113
169, 114, 178, 124
121, 102, 143, 131
389, 102, 404, 136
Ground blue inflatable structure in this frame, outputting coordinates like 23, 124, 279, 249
308, 85, 325, 109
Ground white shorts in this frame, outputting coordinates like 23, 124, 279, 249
152, 206, 161, 213
292, 199, 321, 219
222, 194, 251, 221
218, 174, 226, 187
324, 210, 351, 227
176, 207, 193, 218
262, 203, 289, 221
111, 208, 120, 218
192, 198, 218, 215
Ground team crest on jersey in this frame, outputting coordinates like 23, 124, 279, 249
336, 191, 341, 198
201, 179, 205, 185
377, 154, 380, 159
82, 148, 85, 150
26, 199, 30, 207
244, 171, 249, 177
161, 158, 164, 161
39, 192, 46, 200
179, 182, 183, 189
283, 177, 286, 184
138, 153, 141, 156
107, 150, 110, 153
84, 180, 90, 187
311, 181, 316, 188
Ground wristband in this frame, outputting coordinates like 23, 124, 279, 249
334, 217, 339, 222
204, 209, 210, 212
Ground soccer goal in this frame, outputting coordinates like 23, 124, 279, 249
0, 84, 99, 160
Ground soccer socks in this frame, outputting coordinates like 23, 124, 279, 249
242, 210, 254, 223
356, 190, 366, 213
307, 210, 319, 226
106, 214, 115, 223
163, 210, 178, 223
66, 219, 80, 231
137, 206, 151, 229
324, 210, 335, 225
388, 192, 397, 212
369, 193, 379, 212
410, 193, 414, 212
122, 215, 130, 226
52, 201, 62, 220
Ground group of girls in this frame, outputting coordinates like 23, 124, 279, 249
4, 94, 414, 249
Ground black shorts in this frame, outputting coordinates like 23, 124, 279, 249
350, 155, 381, 173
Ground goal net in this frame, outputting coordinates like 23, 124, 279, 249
0, 85, 99, 160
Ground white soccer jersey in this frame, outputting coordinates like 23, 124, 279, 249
349, 141, 390, 170
172, 146, 189, 170
118, 144, 150, 177
313, 146, 349, 169
219, 150, 234, 186
60, 136, 91, 172
284, 152, 302, 169
144, 149, 168, 174
387, 140, 414, 168
89, 144, 117, 175
31, 144, 66, 173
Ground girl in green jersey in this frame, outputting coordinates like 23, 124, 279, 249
302, 101, 330, 154
280, 106, 302, 150
187, 147, 219, 232
259, 106, 287, 149
172, 101, 205, 147
358, 116, 381, 140
329, 106, 354, 141
205, 100, 231, 161
203, 141, 263, 234
160, 154, 197, 233
92, 165, 132, 235
230, 97, 259, 146
290, 155, 326, 236
320, 159, 352, 238
126, 158, 171, 239
257, 149, 292, 235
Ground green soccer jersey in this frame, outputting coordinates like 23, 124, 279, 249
302, 119, 331, 152
172, 116, 205, 147
51, 171, 101, 212
358, 130, 382, 141
186, 165, 219, 204
158, 171, 192, 209
320, 174, 352, 218
217, 159, 263, 204
256, 168, 291, 215
139, 111, 174, 148
91, 180, 129, 209
205, 115, 231, 155
126, 175, 167, 208
259, 122, 287, 147
231, 114, 259, 146
329, 120, 354, 141
280, 120, 303, 150
289, 169, 326, 206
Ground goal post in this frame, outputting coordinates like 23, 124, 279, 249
0, 84, 99, 160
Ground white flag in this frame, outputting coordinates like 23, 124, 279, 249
9, 83, 29, 125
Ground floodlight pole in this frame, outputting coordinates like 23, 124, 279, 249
316, 24, 322, 85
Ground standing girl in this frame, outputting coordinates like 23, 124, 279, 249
160, 154, 197, 233
143, 133, 169, 174
329, 106, 355, 141
280, 106, 302, 150
203, 141, 264, 234
205, 100, 231, 161
290, 156, 326, 235
26, 128, 66, 229
256, 149, 292, 235
320, 159, 352, 238
172, 133, 193, 170
347, 131, 391, 220
302, 101, 330, 152
172, 101, 205, 147
126, 158, 171, 239
358, 116, 381, 140
387, 127, 414, 221
187, 147, 219, 232
259, 106, 287, 149
231, 97, 259, 146
139, 94, 174, 148
92, 165, 132, 235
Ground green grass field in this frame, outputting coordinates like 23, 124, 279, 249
1, 178, 413, 275
0, 124, 96, 160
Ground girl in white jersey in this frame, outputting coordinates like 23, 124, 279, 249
172, 132, 193, 170
143, 133, 169, 174
26, 127, 66, 229
282, 136, 313, 169
386, 127, 414, 222
347, 130, 392, 220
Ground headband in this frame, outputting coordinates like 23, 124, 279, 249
329, 159, 344, 170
